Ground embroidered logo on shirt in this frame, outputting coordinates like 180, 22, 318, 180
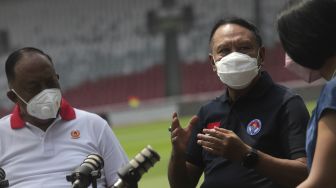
206, 121, 220, 129
71, 129, 80, 139
246, 119, 262, 136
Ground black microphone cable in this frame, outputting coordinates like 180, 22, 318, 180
66, 154, 104, 188
0, 168, 9, 188
112, 145, 160, 188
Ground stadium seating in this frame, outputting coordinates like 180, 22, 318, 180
0, 0, 297, 115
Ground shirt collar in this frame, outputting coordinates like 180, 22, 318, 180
10, 98, 76, 129
219, 71, 274, 103
243, 71, 274, 99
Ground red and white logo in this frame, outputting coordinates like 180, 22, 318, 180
246, 119, 262, 136
71, 129, 80, 139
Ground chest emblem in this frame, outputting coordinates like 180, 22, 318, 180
71, 129, 80, 139
246, 119, 262, 136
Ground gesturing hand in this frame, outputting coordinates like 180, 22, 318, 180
170, 112, 199, 155
197, 127, 250, 161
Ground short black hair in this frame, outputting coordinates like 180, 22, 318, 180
5, 47, 53, 83
277, 0, 336, 70
209, 17, 263, 48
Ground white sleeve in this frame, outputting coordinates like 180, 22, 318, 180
98, 124, 129, 187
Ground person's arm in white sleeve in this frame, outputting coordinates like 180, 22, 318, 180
98, 123, 129, 187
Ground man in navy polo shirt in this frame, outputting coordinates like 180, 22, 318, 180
168, 17, 310, 188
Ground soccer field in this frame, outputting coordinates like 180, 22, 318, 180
112, 101, 316, 188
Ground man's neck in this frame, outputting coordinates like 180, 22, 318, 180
227, 73, 261, 103
21, 113, 56, 132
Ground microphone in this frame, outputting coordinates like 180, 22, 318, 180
66, 154, 104, 188
0, 168, 9, 188
112, 145, 160, 188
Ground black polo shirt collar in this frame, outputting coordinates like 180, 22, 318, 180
219, 71, 274, 103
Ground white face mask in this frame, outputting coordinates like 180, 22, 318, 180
12, 88, 62, 120
214, 52, 259, 89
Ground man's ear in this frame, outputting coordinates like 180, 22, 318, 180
209, 53, 216, 72
259, 46, 266, 65
7, 90, 17, 103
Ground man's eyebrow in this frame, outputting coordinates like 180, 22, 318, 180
216, 43, 229, 49
232, 37, 253, 43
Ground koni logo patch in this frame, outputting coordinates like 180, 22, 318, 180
246, 119, 262, 136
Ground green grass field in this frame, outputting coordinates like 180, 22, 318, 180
113, 116, 190, 188
113, 101, 316, 188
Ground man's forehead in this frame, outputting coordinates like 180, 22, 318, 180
19, 52, 50, 63
16, 53, 52, 70
213, 24, 255, 44
13, 53, 54, 82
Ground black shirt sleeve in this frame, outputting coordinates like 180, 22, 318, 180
186, 107, 206, 167
278, 95, 310, 159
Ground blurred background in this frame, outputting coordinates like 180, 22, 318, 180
0, 0, 324, 187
